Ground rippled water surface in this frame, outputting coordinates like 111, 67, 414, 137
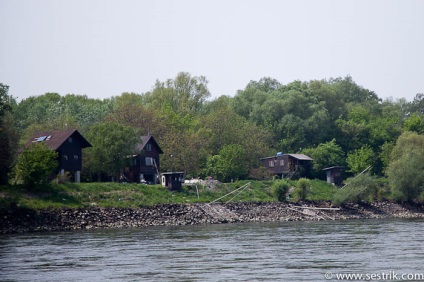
1, 219, 424, 281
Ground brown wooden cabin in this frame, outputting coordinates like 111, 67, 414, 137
123, 135, 163, 184
323, 166, 344, 186
260, 152, 313, 179
161, 172, 185, 190
25, 129, 92, 182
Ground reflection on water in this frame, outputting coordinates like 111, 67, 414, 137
1, 219, 424, 281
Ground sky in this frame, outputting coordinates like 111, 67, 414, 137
1, 0, 424, 102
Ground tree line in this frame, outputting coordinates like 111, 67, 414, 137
1, 72, 423, 201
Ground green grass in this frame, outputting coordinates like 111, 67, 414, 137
306, 179, 338, 201
0, 179, 336, 210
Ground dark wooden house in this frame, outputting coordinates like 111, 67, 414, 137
260, 153, 313, 179
25, 129, 92, 183
323, 166, 344, 186
124, 135, 163, 184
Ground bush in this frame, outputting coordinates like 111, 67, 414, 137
53, 171, 72, 184
272, 180, 290, 202
292, 178, 311, 201
333, 173, 380, 206
15, 142, 58, 186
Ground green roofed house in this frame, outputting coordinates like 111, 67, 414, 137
25, 129, 92, 183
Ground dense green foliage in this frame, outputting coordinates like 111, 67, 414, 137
333, 173, 379, 206
2, 72, 424, 205
0, 83, 18, 185
386, 132, 424, 202
302, 139, 345, 179
294, 178, 311, 201
272, 180, 290, 202
15, 142, 58, 186
206, 144, 248, 182
84, 122, 140, 181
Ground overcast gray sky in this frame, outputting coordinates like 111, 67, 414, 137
1, 0, 423, 102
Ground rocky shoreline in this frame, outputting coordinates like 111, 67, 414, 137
1, 201, 424, 234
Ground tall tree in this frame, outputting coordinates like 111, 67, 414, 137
387, 132, 424, 202
346, 145, 375, 174
329, 76, 380, 107
84, 122, 140, 181
403, 113, 424, 134
0, 83, 18, 184
407, 93, 424, 115
206, 144, 248, 182
106, 92, 157, 130
302, 139, 346, 179
14, 93, 111, 135
144, 72, 210, 115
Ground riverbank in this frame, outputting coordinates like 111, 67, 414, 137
1, 201, 424, 234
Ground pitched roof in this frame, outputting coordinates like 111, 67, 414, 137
25, 129, 91, 150
287, 154, 313, 161
323, 166, 345, 171
260, 153, 313, 161
135, 135, 163, 154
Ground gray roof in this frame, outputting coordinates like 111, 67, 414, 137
323, 166, 344, 171
260, 153, 313, 161
135, 135, 163, 154
287, 154, 313, 161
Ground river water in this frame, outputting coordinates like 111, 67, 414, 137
1, 219, 424, 281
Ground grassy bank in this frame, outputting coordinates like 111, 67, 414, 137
0, 180, 338, 210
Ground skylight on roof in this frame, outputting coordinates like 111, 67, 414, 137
32, 135, 52, 142
36, 136, 47, 142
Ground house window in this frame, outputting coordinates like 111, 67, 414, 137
146, 143, 152, 152
68, 137, 73, 143
146, 157, 154, 166
280, 159, 285, 166
63, 155, 68, 161
269, 160, 274, 167
74, 155, 79, 160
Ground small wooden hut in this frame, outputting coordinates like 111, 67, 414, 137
323, 166, 344, 186
260, 153, 313, 179
161, 172, 185, 190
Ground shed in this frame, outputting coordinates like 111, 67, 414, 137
24, 129, 92, 182
323, 166, 345, 186
161, 172, 185, 190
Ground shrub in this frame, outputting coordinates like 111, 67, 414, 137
293, 178, 311, 201
53, 171, 72, 184
16, 142, 58, 186
333, 173, 380, 206
272, 180, 290, 202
